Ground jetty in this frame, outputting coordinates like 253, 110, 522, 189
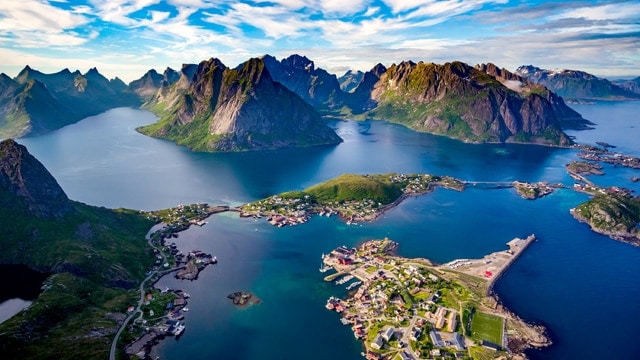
442, 235, 537, 295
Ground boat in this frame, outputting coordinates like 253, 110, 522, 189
319, 262, 333, 273
174, 324, 185, 336
182, 307, 189, 312
346, 281, 362, 290
336, 275, 354, 285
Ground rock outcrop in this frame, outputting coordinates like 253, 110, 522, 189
138, 57, 342, 151
0, 139, 72, 219
571, 193, 640, 245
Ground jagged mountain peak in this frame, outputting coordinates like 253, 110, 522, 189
0, 139, 72, 219
371, 63, 387, 77
516, 64, 640, 100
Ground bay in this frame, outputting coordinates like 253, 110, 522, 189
15, 102, 640, 359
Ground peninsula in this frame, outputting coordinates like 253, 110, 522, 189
240, 173, 465, 226
322, 236, 548, 360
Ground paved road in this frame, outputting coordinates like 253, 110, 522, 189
109, 232, 172, 360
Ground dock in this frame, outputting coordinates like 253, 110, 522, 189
441, 234, 537, 295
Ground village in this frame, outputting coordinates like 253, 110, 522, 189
321, 237, 547, 360
120, 203, 222, 358
239, 173, 465, 227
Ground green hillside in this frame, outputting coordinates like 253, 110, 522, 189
305, 174, 403, 205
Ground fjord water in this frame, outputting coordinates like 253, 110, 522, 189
16, 103, 640, 359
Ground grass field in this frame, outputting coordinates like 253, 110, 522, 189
470, 311, 503, 344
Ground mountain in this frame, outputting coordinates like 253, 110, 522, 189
138, 57, 342, 151
615, 76, 640, 95
262, 54, 344, 110
0, 66, 141, 138
129, 67, 180, 99
347, 61, 588, 145
515, 65, 640, 100
0, 139, 72, 219
0, 139, 155, 358
338, 70, 365, 93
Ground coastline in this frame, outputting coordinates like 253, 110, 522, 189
113, 206, 226, 360
321, 236, 550, 359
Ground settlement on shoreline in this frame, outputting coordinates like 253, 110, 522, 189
321, 236, 548, 360
113, 203, 225, 360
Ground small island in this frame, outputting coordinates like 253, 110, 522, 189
571, 192, 640, 245
512, 181, 557, 200
240, 173, 465, 226
565, 161, 604, 176
227, 292, 261, 307
322, 237, 549, 360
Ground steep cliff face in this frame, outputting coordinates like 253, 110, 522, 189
361, 61, 579, 145
0, 139, 153, 288
338, 70, 365, 93
139, 57, 342, 151
478, 64, 592, 130
515, 65, 640, 100
129, 67, 180, 99
262, 54, 344, 110
0, 139, 72, 219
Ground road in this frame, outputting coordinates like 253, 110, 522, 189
109, 230, 177, 360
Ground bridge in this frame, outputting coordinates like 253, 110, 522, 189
462, 181, 515, 189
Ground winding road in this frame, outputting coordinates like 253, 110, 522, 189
109, 230, 179, 360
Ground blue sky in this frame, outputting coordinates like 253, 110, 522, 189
0, 0, 638, 82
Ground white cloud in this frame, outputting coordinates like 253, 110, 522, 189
363, 6, 380, 17
0, 0, 88, 32
318, 0, 368, 15
89, 0, 159, 26
0, 0, 92, 48
549, 2, 640, 21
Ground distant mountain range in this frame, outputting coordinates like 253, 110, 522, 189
2, 54, 622, 149
515, 65, 640, 101
0, 67, 140, 139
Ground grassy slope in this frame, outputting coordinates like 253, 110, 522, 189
0, 190, 155, 359
573, 193, 640, 236
304, 174, 403, 205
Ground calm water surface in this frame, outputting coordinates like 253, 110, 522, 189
16, 102, 640, 359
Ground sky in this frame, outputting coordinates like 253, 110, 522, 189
0, 0, 638, 82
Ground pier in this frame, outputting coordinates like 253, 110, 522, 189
441, 234, 537, 295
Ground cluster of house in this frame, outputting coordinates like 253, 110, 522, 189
578, 150, 640, 169
323, 240, 480, 359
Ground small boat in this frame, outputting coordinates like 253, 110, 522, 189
174, 324, 185, 336
346, 281, 362, 291
182, 307, 189, 312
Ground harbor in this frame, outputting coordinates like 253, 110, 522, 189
320, 237, 548, 359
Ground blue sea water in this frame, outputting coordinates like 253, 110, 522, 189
16, 101, 640, 359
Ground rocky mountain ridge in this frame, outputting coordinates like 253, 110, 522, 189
351, 61, 588, 145
138, 56, 342, 151
0, 66, 140, 138
2, 54, 622, 148
515, 65, 640, 100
